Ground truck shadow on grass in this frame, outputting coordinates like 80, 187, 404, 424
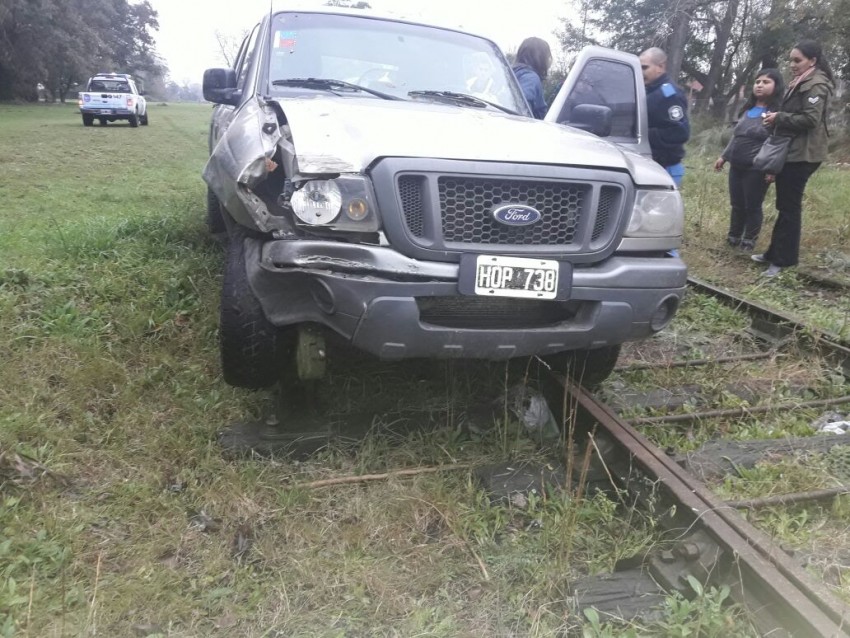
218, 352, 558, 459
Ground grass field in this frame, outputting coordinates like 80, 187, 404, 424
682, 125, 850, 339
1, 102, 846, 636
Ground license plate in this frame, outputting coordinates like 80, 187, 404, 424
472, 255, 559, 299
100, 109, 112, 114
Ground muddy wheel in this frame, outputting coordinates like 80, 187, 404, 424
129, 113, 139, 127
220, 225, 282, 389
82, 114, 94, 126
542, 344, 621, 389
206, 187, 227, 236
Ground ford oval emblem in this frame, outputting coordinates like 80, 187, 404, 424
492, 204, 542, 226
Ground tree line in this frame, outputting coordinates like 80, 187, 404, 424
557, 0, 849, 119
1, 0, 846, 115
0, 0, 164, 101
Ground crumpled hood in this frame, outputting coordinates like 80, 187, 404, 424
275, 96, 638, 175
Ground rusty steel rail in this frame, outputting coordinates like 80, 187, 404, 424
558, 378, 850, 637
628, 395, 850, 426
688, 276, 850, 377
615, 351, 776, 372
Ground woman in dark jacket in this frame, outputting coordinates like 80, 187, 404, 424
753, 40, 834, 277
714, 68, 784, 251
512, 37, 552, 119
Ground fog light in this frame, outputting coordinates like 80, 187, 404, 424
650, 296, 680, 332
346, 198, 369, 221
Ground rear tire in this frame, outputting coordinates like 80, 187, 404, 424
128, 113, 139, 127
220, 224, 282, 389
82, 114, 93, 126
542, 344, 621, 389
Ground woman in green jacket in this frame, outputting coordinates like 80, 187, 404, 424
753, 40, 834, 277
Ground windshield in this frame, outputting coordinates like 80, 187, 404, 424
89, 79, 130, 93
265, 12, 528, 114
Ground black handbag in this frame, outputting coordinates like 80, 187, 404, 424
752, 135, 791, 174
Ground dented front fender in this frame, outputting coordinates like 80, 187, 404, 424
203, 98, 285, 232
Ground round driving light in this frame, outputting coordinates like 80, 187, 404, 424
650, 295, 680, 331
346, 198, 369, 221
291, 180, 341, 225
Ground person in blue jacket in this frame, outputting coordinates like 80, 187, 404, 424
639, 47, 690, 187
513, 37, 552, 119
714, 68, 784, 252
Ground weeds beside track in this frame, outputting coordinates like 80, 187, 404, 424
1, 103, 849, 636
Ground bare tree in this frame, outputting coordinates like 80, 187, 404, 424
214, 29, 246, 68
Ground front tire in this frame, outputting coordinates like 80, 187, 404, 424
542, 344, 621, 389
220, 225, 282, 389
206, 188, 227, 236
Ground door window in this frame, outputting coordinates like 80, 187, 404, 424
236, 24, 261, 90
556, 59, 637, 138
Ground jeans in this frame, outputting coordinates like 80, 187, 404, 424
728, 165, 769, 245
665, 162, 684, 188
664, 163, 684, 256
763, 161, 820, 267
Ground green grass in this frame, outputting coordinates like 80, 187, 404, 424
680, 147, 850, 339
0, 104, 672, 637
2, 104, 843, 636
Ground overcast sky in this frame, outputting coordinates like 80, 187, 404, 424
147, 0, 574, 84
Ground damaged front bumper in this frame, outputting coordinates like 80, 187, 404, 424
246, 239, 688, 360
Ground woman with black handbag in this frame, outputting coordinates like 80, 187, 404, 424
753, 40, 834, 277
715, 68, 784, 252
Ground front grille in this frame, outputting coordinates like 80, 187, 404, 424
399, 175, 425, 238
593, 186, 620, 242
381, 160, 630, 261
393, 170, 627, 257
438, 177, 586, 245
417, 296, 580, 329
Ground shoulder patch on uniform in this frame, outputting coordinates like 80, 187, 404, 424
668, 105, 684, 121
661, 83, 676, 97
808, 96, 820, 104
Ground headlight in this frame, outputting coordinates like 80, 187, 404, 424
625, 189, 684, 237
285, 176, 380, 231
290, 180, 342, 225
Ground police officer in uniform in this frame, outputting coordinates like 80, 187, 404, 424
639, 47, 690, 187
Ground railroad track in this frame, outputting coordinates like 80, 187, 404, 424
545, 378, 850, 637
222, 275, 850, 635
535, 276, 850, 635
688, 276, 850, 377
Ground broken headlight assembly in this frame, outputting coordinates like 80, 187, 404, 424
624, 189, 684, 238
283, 176, 380, 232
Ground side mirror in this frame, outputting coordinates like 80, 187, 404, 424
564, 104, 613, 137
203, 68, 240, 105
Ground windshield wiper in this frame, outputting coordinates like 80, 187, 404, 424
407, 90, 519, 115
272, 78, 403, 101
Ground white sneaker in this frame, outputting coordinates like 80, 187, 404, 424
762, 264, 782, 277
751, 254, 768, 263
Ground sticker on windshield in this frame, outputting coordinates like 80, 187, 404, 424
274, 30, 297, 50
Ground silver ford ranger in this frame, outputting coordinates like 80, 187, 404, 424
202, 6, 686, 389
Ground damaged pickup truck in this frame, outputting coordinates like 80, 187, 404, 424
202, 6, 687, 390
